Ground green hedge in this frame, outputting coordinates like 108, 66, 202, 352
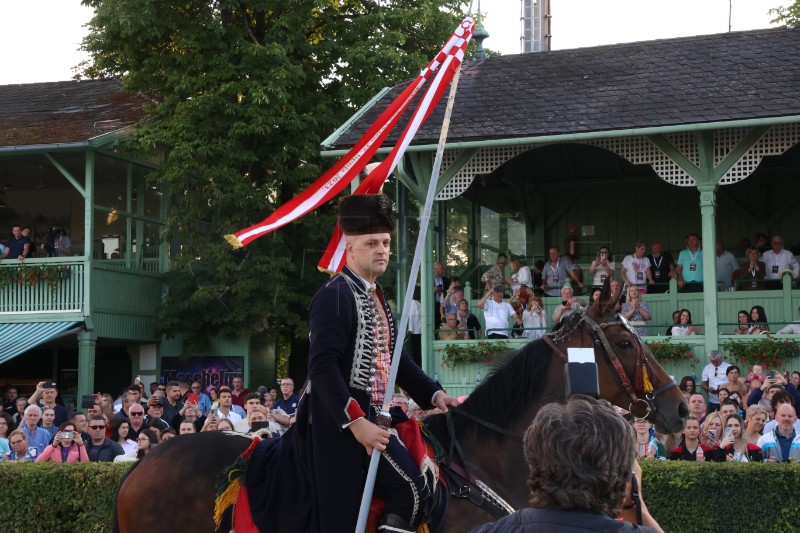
2, 461, 799, 531
0, 462, 131, 532
641, 461, 800, 532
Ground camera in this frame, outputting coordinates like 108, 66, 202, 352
44, 227, 64, 257
562, 300, 568, 306
61, 431, 74, 439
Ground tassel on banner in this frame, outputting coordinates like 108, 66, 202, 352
224, 234, 244, 249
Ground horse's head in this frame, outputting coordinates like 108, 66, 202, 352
550, 281, 687, 434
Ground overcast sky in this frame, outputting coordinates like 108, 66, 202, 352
0, 0, 787, 85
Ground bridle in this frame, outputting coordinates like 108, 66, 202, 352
544, 309, 678, 422
440, 308, 678, 519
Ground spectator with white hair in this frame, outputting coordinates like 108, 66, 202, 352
19, 404, 52, 455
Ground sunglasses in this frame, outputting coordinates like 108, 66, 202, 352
130, 412, 144, 417
89, 425, 105, 430
157, 387, 166, 391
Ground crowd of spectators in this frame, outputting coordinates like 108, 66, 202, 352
0, 376, 295, 463
634, 351, 800, 463
431, 233, 800, 339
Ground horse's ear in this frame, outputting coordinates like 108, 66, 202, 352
589, 278, 616, 321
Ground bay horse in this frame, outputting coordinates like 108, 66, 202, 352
114, 291, 687, 532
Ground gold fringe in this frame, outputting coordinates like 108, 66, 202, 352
213, 478, 240, 530
642, 366, 654, 394
224, 234, 244, 249
416, 522, 430, 533
317, 265, 336, 276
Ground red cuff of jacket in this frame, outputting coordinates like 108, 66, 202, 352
346, 398, 365, 422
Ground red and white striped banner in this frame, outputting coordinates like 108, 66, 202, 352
317, 23, 473, 273
224, 16, 475, 249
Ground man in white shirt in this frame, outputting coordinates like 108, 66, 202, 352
701, 350, 731, 412
478, 285, 520, 339
621, 240, 655, 292
762, 235, 799, 288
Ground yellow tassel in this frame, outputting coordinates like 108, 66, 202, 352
642, 366, 654, 394
224, 234, 244, 249
213, 478, 240, 530
416, 522, 430, 533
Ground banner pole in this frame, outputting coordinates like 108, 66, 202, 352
354, 58, 465, 533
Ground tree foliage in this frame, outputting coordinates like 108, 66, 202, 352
770, 1, 800, 26
80, 0, 467, 353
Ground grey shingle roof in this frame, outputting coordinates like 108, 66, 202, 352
325, 27, 800, 150
0, 79, 150, 146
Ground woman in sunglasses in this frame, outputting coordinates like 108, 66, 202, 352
36, 421, 88, 463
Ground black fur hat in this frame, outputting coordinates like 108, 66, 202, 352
338, 194, 395, 235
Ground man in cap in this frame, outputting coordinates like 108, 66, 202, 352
247, 194, 457, 533
27, 380, 68, 426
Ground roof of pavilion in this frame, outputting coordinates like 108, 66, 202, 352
323, 27, 800, 150
0, 79, 150, 147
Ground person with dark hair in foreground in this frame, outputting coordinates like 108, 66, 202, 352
471, 395, 663, 532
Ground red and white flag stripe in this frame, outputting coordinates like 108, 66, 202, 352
224, 16, 474, 249
317, 22, 473, 273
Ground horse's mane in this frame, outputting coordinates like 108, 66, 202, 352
425, 336, 557, 445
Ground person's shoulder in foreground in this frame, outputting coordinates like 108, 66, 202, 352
470, 507, 660, 532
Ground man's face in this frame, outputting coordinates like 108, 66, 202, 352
720, 404, 736, 419
715, 242, 724, 255
9, 434, 26, 454
445, 314, 458, 328
245, 398, 261, 413
168, 385, 181, 401
129, 407, 145, 425
11, 226, 21, 239
219, 392, 232, 407
710, 357, 722, 368
346, 233, 391, 280
687, 235, 700, 249
89, 420, 106, 442
42, 388, 57, 404
232, 377, 244, 391
433, 262, 444, 276
672, 311, 681, 324
766, 386, 782, 401
688, 394, 706, 416
548, 248, 559, 261
148, 404, 164, 418
610, 280, 621, 295
651, 243, 662, 256
73, 414, 88, 432
792, 373, 800, 388
772, 238, 784, 254
497, 256, 508, 268
180, 422, 196, 435
192, 382, 203, 394
280, 380, 294, 398
25, 409, 40, 427
5, 388, 17, 401
129, 388, 141, 402
776, 404, 797, 431
561, 287, 573, 300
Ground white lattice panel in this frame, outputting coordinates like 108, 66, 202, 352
434, 122, 800, 198
585, 136, 695, 186
717, 123, 800, 185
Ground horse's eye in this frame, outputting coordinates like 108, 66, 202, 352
617, 340, 633, 350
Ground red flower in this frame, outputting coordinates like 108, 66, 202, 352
765, 363, 771, 370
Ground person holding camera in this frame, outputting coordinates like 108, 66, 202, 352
588, 246, 616, 286
472, 395, 663, 532
521, 293, 547, 340
35, 421, 88, 463
52, 227, 72, 257
552, 285, 586, 324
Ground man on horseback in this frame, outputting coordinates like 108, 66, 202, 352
311, 194, 458, 532
247, 194, 458, 533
